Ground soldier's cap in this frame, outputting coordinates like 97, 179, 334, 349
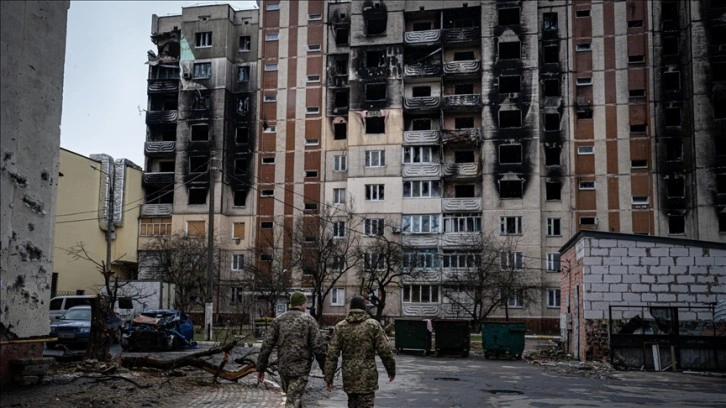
289, 291, 307, 307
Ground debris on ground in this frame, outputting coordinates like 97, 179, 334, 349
523, 341, 617, 380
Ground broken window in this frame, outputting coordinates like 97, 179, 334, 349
236, 127, 249, 144
189, 156, 208, 172
544, 145, 561, 166
239, 36, 251, 51
195, 32, 212, 48
454, 184, 476, 198
543, 43, 559, 63
666, 140, 683, 161
453, 51, 475, 61
662, 1, 678, 21
190, 124, 208, 141
304, 170, 318, 178
413, 21, 432, 31
663, 36, 679, 55
668, 214, 685, 234
630, 124, 647, 133
334, 90, 349, 110
631, 160, 648, 168
629, 89, 646, 98
715, 175, 725, 195
411, 119, 432, 130
664, 108, 681, 126
192, 93, 210, 110
238, 66, 250, 82
663, 71, 680, 91
499, 145, 522, 164
188, 187, 207, 205
543, 79, 560, 96
366, 18, 387, 35
667, 178, 685, 197
454, 84, 474, 95
543, 12, 558, 31
366, 50, 385, 68
498, 8, 520, 26
193, 63, 211, 79
546, 181, 561, 200
366, 83, 386, 101
544, 113, 560, 131
335, 58, 348, 75
499, 110, 522, 128
454, 150, 475, 163
158, 161, 175, 172
714, 98, 726, 119
233, 190, 247, 207
576, 9, 591, 18
455, 117, 475, 129
720, 213, 726, 233
499, 76, 521, 93
628, 55, 645, 64
234, 158, 248, 175
412, 86, 431, 97
628, 20, 644, 29
335, 27, 349, 45
499, 41, 521, 60
714, 62, 726, 82
334, 122, 347, 140
579, 217, 596, 225
366, 116, 385, 134
304, 203, 318, 211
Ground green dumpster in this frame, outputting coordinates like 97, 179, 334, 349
394, 319, 431, 355
432, 320, 471, 357
481, 321, 526, 359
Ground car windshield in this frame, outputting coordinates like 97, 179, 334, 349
62, 309, 91, 321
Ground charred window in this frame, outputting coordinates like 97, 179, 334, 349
499, 76, 521, 93
366, 18, 387, 36
543, 42, 559, 63
411, 119, 432, 130
544, 113, 560, 131
366, 116, 385, 134
499, 41, 521, 60
668, 214, 685, 235
499, 180, 523, 198
189, 156, 208, 172
499, 144, 522, 164
334, 90, 349, 109
364, 2, 387, 36
663, 36, 679, 55
714, 97, 726, 119
666, 140, 683, 161
190, 124, 208, 141
188, 187, 207, 205
234, 158, 248, 175
233, 190, 247, 207
543, 13, 558, 31
716, 174, 726, 195
455, 117, 475, 129
366, 50, 385, 68
159, 161, 175, 172
413, 21, 432, 31
717, 138, 726, 156
663, 71, 680, 91
454, 151, 475, 163
335, 27, 349, 45
454, 184, 476, 198
667, 178, 685, 197
455, 84, 474, 95
334, 122, 347, 140
720, 213, 726, 233
412, 86, 431, 97
236, 127, 249, 144
366, 83, 386, 101
147, 187, 173, 204
544, 145, 561, 166
499, 110, 522, 128
546, 181, 562, 200
335, 58, 348, 75
543, 79, 560, 96
714, 63, 726, 82
239, 36, 251, 51
498, 8, 520, 26
664, 108, 681, 126
454, 51, 475, 61
662, 1, 678, 21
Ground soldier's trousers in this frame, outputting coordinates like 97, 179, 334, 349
280, 374, 309, 408
347, 392, 375, 408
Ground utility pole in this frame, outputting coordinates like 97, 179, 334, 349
205, 153, 216, 341
105, 167, 114, 279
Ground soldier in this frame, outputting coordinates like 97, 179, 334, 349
324, 296, 396, 408
256, 291, 327, 408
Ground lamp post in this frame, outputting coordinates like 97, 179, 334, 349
205, 153, 217, 341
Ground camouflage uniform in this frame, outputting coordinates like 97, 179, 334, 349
324, 310, 396, 408
256, 309, 327, 408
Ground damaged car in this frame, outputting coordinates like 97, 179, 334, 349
120, 309, 197, 352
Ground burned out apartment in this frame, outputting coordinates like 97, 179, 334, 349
140, 1, 725, 328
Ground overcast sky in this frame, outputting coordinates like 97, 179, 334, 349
60, 1, 257, 167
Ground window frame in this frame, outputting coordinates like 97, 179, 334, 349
364, 218, 385, 236
334, 155, 348, 172
231, 254, 245, 271
364, 150, 386, 167
195, 31, 213, 48
546, 218, 561, 237
546, 253, 560, 272
193, 62, 212, 79
500, 216, 522, 235
548, 288, 561, 308
365, 184, 385, 201
331, 287, 345, 306
401, 214, 441, 234
333, 188, 346, 205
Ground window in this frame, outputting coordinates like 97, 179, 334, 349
453, 51, 475, 61
306, 106, 320, 114
264, 63, 278, 71
260, 254, 273, 261
195, 32, 212, 48
403, 180, 440, 198
191, 124, 209, 141
576, 77, 592, 86
264, 95, 277, 102
499, 144, 522, 164
576, 9, 591, 17
455, 117, 475, 129
334, 155, 347, 171
577, 146, 594, 155
665, 107, 681, 126
409, 118, 431, 131
334, 90, 349, 111
546, 253, 560, 272
412, 22, 432, 31
629, 89, 645, 98
365, 150, 386, 167
366, 50, 385, 68
402, 250, 439, 269
365, 184, 385, 201
499, 110, 522, 128
664, 71, 680, 91
139, 217, 171, 236
631, 160, 648, 168
543, 42, 559, 63
231, 254, 244, 271
548, 289, 561, 308
402, 146, 435, 163
307, 44, 321, 52
547, 218, 561, 236
335, 27, 349, 45
333, 188, 346, 204
239, 36, 251, 51
238, 66, 250, 82
365, 15, 387, 36
666, 141, 682, 161
261, 189, 274, 197
499, 75, 521, 93
365, 218, 385, 236
305, 138, 319, 146
668, 214, 685, 234
364, 253, 384, 270
412, 86, 431, 97
506, 290, 524, 308
455, 151, 475, 163
234, 158, 247, 175
631, 124, 647, 133
333, 221, 346, 238
499, 41, 521, 60
498, 7, 520, 26
402, 285, 439, 303
193, 63, 211, 79
233, 190, 247, 207
266, 2, 280, 11
632, 196, 649, 205
309, 13, 322, 20
576, 43, 592, 52
304, 203, 318, 211
442, 252, 481, 268
331, 288, 345, 306
304, 170, 318, 178
265, 32, 279, 41
546, 181, 562, 201
629, 55, 645, 64
501, 252, 524, 270
454, 84, 474, 95
544, 145, 561, 166
307, 75, 320, 82
402, 214, 440, 234
500, 216, 522, 235
334, 122, 347, 140
187, 220, 205, 237
443, 213, 481, 233
500, 178, 523, 199
330, 256, 346, 271
366, 117, 385, 133
580, 217, 597, 226
544, 79, 560, 96
628, 20, 643, 29
667, 178, 685, 197
261, 221, 273, 229
262, 156, 275, 164
543, 12, 558, 30
579, 181, 595, 190
663, 36, 679, 55
189, 156, 208, 172
366, 83, 386, 101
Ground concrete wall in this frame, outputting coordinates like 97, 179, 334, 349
0, 0, 70, 385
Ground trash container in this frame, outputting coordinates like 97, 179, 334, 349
481, 321, 526, 359
394, 319, 431, 355
432, 320, 471, 357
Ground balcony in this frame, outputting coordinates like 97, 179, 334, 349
403, 96, 441, 112
443, 197, 482, 212
144, 141, 176, 157
404, 63, 442, 78
443, 27, 480, 43
402, 163, 441, 178
146, 110, 178, 125
442, 162, 480, 178
140, 203, 173, 217
442, 94, 481, 111
441, 232, 481, 248
402, 234, 439, 247
142, 172, 174, 187
403, 130, 440, 145
443, 60, 481, 75
147, 79, 179, 93
442, 128, 481, 144
404, 29, 442, 45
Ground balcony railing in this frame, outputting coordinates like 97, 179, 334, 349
442, 94, 481, 110
442, 128, 482, 144
404, 29, 442, 45
404, 63, 442, 77
142, 172, 175, 186
140, 203, 173, 217
443, 27, 481, 43
403, 96, 441, 111
403, 130, 440, 145
441, 232, 481, 248
147, 79, 179, 93
443, 60, 481, 75
442, 197, 482, 212
144, 141, 176, 157
146, 110, 178, 125
442, 162, 480, 178
401, 235, 439, 247
402, 163, 441, 178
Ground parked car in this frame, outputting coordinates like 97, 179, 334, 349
49, 295, 94, 321
120, 309, 196, 352
47, 305, 123, 348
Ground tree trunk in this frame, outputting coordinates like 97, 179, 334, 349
86, 296, 112, 361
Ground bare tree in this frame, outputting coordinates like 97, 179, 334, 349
239, 229, 293, 318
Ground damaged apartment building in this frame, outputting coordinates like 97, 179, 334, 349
140, 0, 725, 328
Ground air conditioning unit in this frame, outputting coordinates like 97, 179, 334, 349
391, 227, 401, 234
182, 72, 192, 80
593, 217, 599, 225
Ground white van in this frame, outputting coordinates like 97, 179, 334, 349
114, 296, 135, 323
49, 295, 94, 321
